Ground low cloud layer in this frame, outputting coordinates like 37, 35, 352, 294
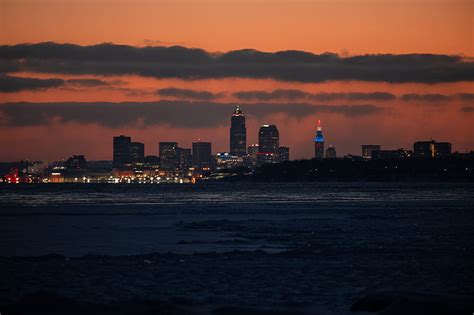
0, 75, 64, 92
157, 88, 222, 100
1, 43, 473, 83
0, 101, 383, 128
233, 90, 396, 101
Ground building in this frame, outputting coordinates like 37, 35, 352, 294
314, 120, 324, 159
278, 146, 290, 162
372, 148, 413, 160
325, 146, 337, 159
230, 105, 247, 156
362, 145, 381, 159
413, 140, 452, 158
144, 155, 160, 169
159, 142, 178, 170
177, 147, 192, 171
113, 135, 131, 169
192, 141, 212, 169
247, 144, 259, 166
130, 142, 145, 166
259, 125, 279, 153
215, 152, 242, 169
256, 153, 277, 166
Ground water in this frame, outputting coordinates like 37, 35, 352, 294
1, 182, 473, 313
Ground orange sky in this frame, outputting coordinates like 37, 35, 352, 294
0, 0, 473, 161
1, 0, 473, 55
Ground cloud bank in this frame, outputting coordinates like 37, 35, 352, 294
1, 42, 473, 83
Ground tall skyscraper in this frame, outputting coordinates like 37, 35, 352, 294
113, 135, 131, 169
113, 135, 144, 169
258, 125, 279, 165
159, 142, 178, 170
259, 125, 279, 153
192, 141, 212, 169
230, 105, 247, 156
130, 142, 145, 165
314, 120, 324, 159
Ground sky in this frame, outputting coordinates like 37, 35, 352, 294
0, 0, 473, 161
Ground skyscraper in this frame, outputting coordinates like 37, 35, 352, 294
113, 135, 131, 169
259, 125, 279, 153
278, 146, 290, 162
159, 142, 178, 170
258, 125, 279, 165
314, 120, 324, 159
230, 105, 246, 156
192, 141, 212, 169
130, 142, 145, 166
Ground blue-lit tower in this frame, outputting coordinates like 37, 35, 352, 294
314, 120, 324, 159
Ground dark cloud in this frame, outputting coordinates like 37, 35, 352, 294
1, 43, 473, 83
66, 78, 110, 87
0, 75, 64, 92
460, 106, 474, 113
233, 89, 396, 101
401, 93, 451, 102
157, 88, 223, 100
0, 101, 383, 128
457, 93, 474, 101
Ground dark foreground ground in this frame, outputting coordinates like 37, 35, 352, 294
1, 183, 473, 314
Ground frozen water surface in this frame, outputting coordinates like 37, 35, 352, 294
0, 182, 473, 314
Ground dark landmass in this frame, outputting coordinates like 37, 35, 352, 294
227, 157, 474, 182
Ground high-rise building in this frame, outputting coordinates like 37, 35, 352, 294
325, 146, 337, 159
113, 135, 131, 169
177, 147, 192, 170
362, 145, 381, 159
247, 144, 259, 165
314, 120, 324, 159
130, 142, 145, 166
413, 140, 452, 158
113, 135, 144, 169
259, 125, 279, 153
159, 142, 178, 170
230, 105, 247, 156
278, 146, 290, 162
192, 141, 212, 169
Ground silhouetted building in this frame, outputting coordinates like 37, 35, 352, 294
314, 120, 324, 159
362, 145, 381, 159
177, 147, 192, 170
130, 142, 144, 166
372, 148, 412, 160
414, 140, 452, 158
278, 146, 290, 162
230, 105, 246, 156
65, 155, 87, 170
259, 125, 279, 153
159, 142, 178, 170
325, 146, 337, 159
113, 135, 131, 169
193, 141, 212, 169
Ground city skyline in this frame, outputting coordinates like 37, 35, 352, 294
1, 0, 474, 161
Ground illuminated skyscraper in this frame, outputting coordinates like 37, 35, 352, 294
230, 105, 247, 156
314, 120, 324, 159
